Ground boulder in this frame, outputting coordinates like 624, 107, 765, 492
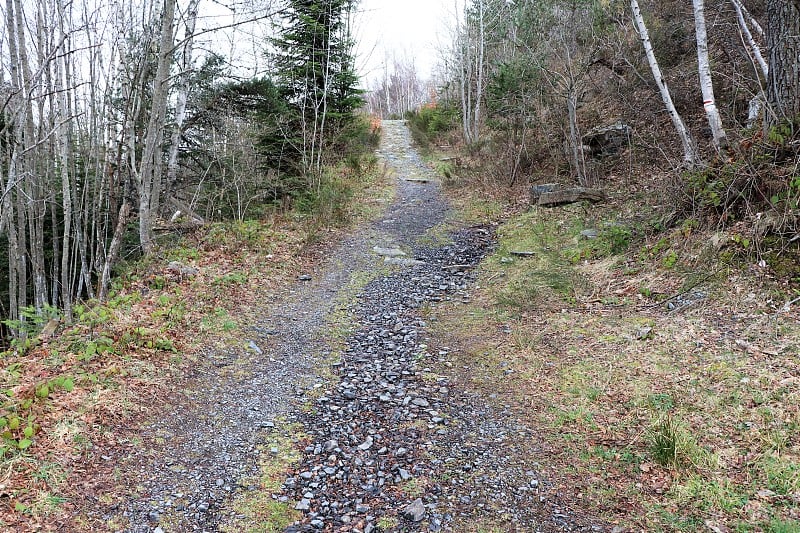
531, 185, 606, 207
583, 121, 632, 157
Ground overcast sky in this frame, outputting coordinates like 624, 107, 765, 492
354, 0, 456, 86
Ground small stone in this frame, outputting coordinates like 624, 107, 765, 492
298, 274, 312, 281
295, 498, 311, 511
358, 438, 374, 451
411, 397, 430, 407
373, 246, 406, 257
153, 528, 165, 533
197, 502, 209, 513
636, 326, 653, 340
356, 503, 370, 513
148, 511, 160, 523
395, 447, 408, 457
300, 471, 314, 480
398, 468, 412, 481
311, 519, 325, 529
402, 498, 426, 522
248, 340, 263, 354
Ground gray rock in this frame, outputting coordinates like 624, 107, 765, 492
295, 498, 311, 511
248, 340, 263, 354
385, 257, 426, 267
373, 246, 406, 257
583, 121, 632, 157
166, 261, 199, 278
402, 498, 426, 522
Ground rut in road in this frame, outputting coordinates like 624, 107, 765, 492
107, 121, 600, 532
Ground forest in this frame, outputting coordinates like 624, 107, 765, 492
0, 0, 368, 338
1, 0, 799, 339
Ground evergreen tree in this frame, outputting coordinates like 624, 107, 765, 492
270, 0, 363, 177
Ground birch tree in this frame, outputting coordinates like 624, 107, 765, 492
166, 0, 201, 205
693, 0, 727, 151
630, 0, 697, 166
730, 0, 768, 80
136, 0, 176, 254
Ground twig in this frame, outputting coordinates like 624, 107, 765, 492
779, 296, 800, 314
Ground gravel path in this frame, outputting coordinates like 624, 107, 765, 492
108, 121, 602, 532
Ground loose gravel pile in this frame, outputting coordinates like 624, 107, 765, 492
280, 226, 597, 532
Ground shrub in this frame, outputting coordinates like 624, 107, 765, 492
405, 105, 458, 152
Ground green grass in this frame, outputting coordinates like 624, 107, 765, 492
221, 424, 303, 532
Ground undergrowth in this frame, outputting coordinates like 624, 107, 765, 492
430, 182, 800, 531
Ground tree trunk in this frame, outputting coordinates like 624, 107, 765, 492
693, 0, 727, 151
765, 0, 800, 128
137, 0, 176, 255
731, 0, 768, 79
165, 0, 200, 206
631, 0, 698, 166
98, 202, 131, 301
472, 0, 485, 144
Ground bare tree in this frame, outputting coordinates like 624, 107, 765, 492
693, 0, 727, 151
631, 0, 697, 166
136, 0, 176, 255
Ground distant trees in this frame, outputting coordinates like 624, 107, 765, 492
366, 54, 429, 119
428, 0, 800, 179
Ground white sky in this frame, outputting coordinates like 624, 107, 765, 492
354, 0, 455, 86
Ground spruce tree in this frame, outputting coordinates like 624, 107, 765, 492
271, 0, 363, 176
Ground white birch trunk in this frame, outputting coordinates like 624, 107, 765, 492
166, 0, 200, 203
731, 0, 768, 79
631, 0, 697, 166
693, 0, 727, 151
472, 0, 485, 143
